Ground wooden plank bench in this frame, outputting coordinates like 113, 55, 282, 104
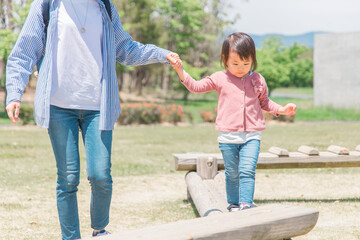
93, 204, 319, 240
174, 145, 360, 170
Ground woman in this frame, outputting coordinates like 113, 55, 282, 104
5, 0, 179, 239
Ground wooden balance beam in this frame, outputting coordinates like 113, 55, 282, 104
93, 145, 334, 239
91, 204, 319, 240
174, 145, 360, 171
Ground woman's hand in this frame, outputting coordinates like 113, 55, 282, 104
6, 101, 21, 124
277, 103, 297, 116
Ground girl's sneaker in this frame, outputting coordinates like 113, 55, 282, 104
239, 203, 257, 210
227, 204, 240, 212
92, 229, 111, 237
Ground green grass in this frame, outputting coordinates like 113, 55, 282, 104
271, 97, 360, 121
171, 95, 360, 123
272, 87, 313, 95
0, 110, 12, 124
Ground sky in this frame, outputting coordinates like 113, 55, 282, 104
225, 0, 360, 35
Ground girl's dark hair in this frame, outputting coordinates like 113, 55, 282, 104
221, 32, 257, 71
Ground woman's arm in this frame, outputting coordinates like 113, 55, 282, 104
6, 0, 46, 106
111, 3, 174, 66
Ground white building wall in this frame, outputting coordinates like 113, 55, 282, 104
314, 32, 360, 109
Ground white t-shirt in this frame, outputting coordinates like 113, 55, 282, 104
217, 131, 262, 144
50, 0, 103, 110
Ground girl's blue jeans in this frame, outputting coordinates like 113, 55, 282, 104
219, 140, 260, 205
48, 105, 113, 240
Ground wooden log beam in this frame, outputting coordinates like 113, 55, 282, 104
185, 171, 227, 216
93, 204, 319, 240
174, 151, 360, 171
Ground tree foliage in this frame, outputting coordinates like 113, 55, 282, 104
256, 37, 313, 94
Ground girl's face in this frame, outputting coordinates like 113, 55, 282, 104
225, 51, 252, 78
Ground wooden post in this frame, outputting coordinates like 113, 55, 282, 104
197, 156, 218, 179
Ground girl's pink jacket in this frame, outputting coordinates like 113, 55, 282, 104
181, 70, 281, 132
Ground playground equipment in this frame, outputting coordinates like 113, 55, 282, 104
93, 144, 360, 239
170, 144, 360, 239
96, 204, 318, 240
174, 145, 360, 170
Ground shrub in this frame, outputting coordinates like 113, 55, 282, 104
118, 102, 186, 125
19, 105, 34, 125
162, 104, 184, 125
263, 111, 295, 122
199, 108, 217, 122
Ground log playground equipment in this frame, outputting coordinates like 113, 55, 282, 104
92, 144, 360, 239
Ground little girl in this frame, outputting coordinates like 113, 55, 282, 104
171, 32, 296, 212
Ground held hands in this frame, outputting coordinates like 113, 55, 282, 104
6, 101, 21, 124
277, 103, 297, 116
166, 52, 181, 68
166, 52, 185, 81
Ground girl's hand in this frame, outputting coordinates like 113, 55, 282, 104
171, 59, 183, 71
277, 103, 297, 116
166, 52, 181, 66
167, 52, 185, 81
168, 53, 183, 71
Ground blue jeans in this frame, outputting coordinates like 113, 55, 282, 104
219, 140, 260, 205
48, 105, 113, 240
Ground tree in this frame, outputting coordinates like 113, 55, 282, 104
256, 37, 314, 94
256, 37, 291, 94
116, 0, 164, 96
285, 43, 313, 87
106, 0, 231, 100
156, 0, 230, 101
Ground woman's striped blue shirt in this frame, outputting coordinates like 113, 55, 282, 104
6, 0, 170, 130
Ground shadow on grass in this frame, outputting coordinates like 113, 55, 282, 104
255, 197, 360, 204
184, 199, 201, 218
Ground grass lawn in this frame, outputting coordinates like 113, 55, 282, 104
272, 87, 313, 95
171, 94, 360, 123
0, 123, 360, 239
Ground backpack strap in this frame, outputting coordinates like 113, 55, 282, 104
41, 0, 51, 38
101, 0, 112, 21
